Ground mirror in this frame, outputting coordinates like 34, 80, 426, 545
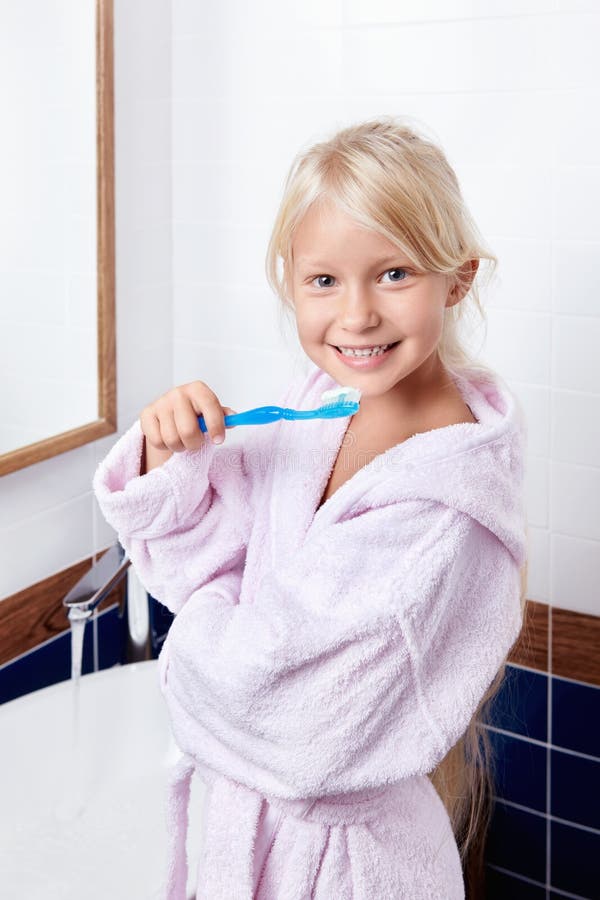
0, 0, 116, 477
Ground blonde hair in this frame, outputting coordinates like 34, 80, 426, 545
265, 116, 528, 885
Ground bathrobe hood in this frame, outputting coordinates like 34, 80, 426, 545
323, 364, 529, 568
93, 360, 529, 899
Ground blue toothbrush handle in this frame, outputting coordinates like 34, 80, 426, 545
197, 406, 284, 433
197, 401, 359, 433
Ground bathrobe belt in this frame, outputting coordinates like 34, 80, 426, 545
163, 752, 406, 900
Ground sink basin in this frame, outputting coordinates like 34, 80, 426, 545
0, 660, 206, 899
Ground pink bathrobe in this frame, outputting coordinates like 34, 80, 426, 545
93, 361, 528, 900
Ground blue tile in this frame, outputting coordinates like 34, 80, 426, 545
549, 895, 598, 900
552, 677, 600, 758
551, 820, 600, 899
97, 605, 126, 669
549, 895, 589, 900
486, 664, 548, 742
149, 595, 174, 658
551, 749, 600, 831
488, 730, 547, 812
485, 800, 546, 882
485, 866, 546, 899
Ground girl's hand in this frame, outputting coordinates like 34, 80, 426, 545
139, 381, 237, 474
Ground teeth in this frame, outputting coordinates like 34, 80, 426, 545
339, 344, 392, 357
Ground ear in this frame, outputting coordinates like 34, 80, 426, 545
446, 259, 479, 308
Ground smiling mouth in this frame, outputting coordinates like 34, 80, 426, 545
332, 341, 401, 357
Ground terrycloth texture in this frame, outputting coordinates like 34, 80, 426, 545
93, 361, 528, 899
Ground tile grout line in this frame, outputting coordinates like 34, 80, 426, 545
548, 176, 556, 889
487, 863, 590, 900
482, 722, 599, 764
492, 796, 600, 837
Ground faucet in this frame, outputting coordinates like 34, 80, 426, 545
63, 542, 151, 664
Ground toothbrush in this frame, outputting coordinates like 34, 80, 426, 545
197, 386, 361, 433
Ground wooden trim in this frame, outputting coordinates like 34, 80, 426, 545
552, 606, 600, 686
0, 548, 124, 668
0, 0, 116, 477
508, 599, 549, 673
97, 0, 117, 439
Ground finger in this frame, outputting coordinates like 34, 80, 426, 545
159, 408, 186, 452
140, 407, 168, 450
173, 392, 206, 451
186, 384, 227, 444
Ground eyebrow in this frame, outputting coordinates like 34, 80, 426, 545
296, 254, 411, 268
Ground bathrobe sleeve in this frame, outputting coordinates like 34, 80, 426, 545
92, 380, 296, 614
159, 498, 524, 800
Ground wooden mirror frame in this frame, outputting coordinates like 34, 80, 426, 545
0, 0, 116, 477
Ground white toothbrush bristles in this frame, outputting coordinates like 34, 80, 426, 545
320, 386, 362, 406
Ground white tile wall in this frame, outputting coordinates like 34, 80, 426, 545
551, 532, 600, 617
0, 493, 95, 600
553, 240, 600, 316
2, 3, 598, 622
552, 315, 600, 391
487, 239, 552, 314
551, 390, 600, 467
527, 526, 551, 605
550, 460, 600, 541
344, 1, 557, 23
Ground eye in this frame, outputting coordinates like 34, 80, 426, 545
308, 269, 410, 288
311, 274, 336, 288
381, 268, 409, 283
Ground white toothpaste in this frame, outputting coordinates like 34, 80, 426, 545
320, 385, 362, 406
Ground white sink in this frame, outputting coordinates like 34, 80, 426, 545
0, 660, 206, 900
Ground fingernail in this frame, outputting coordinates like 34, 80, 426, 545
212, 434, 224, 444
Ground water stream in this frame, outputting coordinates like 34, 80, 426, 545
52, 609, 91, 822
69, 610, 88, 681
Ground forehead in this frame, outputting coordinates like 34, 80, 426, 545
292, 199, 404, 265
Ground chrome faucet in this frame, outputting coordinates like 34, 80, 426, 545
63, 543, 151, 664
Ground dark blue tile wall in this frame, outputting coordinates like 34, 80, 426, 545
483, 665, 600, 899
149, 594, 174, 657
487, 664, 548, 741
551, 821, 600, 899
485, 867, 546, 899
485, 800, 547, 883
551, 749, 600, 831
487, 729, 547, 811
552, 677, 600, 758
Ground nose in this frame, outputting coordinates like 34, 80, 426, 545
337, 283, 381, 331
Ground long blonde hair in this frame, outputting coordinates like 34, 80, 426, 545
265, 116, 528, 885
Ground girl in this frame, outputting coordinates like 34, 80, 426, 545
94, 117, 528, 899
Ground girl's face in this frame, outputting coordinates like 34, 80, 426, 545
288, 198, 474, 409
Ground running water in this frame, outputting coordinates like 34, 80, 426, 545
68, 608, 89, 682
53, 608, 92, 822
